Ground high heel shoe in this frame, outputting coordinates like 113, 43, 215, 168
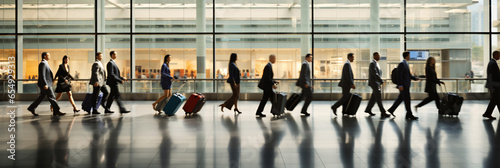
73, 109, 80, 113
219, 104, 224, 112
234, 109, 242, 114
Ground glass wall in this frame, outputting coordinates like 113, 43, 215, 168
0, 0, 495, 94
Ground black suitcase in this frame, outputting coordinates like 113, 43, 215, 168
440, 86, 463, 116
271, 92, 287, 116
286, 93, 301, 111
342, 93, 362, 115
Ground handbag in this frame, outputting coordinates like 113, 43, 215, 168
58, 76, 72, 90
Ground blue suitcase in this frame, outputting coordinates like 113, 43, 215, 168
163, 93, 185, 116
82, 92, 103, 113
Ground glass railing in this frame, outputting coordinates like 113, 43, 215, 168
1, 78, 487, 94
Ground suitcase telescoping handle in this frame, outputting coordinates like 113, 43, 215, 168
171, 80, 187, 94
345, 88, 356, 113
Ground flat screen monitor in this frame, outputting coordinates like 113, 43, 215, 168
409, 50, 429, 60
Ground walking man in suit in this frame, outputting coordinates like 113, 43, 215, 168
105, 51, 130, 114
483, 51, 500, 120
296, 53, 313, 116
387, 51, 420, 120
364, 52, 390, 118
256, 54, 278, 117
27, 52, 65, 116
331, 53, 356, 116
89, 52, 110, 114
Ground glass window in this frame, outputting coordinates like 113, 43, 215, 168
22, 0, 95, 33
0, 0, 15, 33
103, 0, 130, 33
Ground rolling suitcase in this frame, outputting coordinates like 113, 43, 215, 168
183, 93, 206, 114
162, 81, 187, 116
286, 93, 301, 111
342, 92, 362, 116
271, 92, 287, 117
154, 81, 183, 112
440, 85, 463, 116
82, 92, 103, 113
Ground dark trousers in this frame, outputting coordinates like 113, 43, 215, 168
388, 87, 412, 115
222, 84, 240, 109
484, 88, 500, 116
416, 90, 440, 110
105, 85, 126, 111
91, 85, 109, 111
365, 85, 386, 113
256, 89, 275, 114
28, 87, 60, 112
332, 87, 350, 110
300, 87, 313, 113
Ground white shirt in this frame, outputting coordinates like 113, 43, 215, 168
42, 59, 48, 65
346, 60, 351, 65
96, 60, 104, 69
307, 61, 312, 78
110, 59, 115, 63
373, 59, 380, 70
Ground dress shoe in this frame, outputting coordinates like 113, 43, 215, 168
234, 109, 242, 114
256, 113, 266, 117
301, 112, 311, 116
105, 110, 115, 114
380, 113, 391, 118
53, 111, 66, 116
482, 114, 497, 120
405, 115, 419, 120
388, 110, 396, 117
120, 110, 131, 114
365, 111, 376, 116
28, 108, 39, 116
331, 106, 337, 116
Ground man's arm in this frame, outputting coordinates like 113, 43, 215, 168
39, 63, 48, 88
107, 62, 123, 83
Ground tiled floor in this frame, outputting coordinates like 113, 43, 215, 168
1, 100, 499, 168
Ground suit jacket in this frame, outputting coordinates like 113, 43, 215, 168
227, 62, 240, 84
486, 59, 500, 90
37, 60, 54, 88
368, 60, 383, 88
424, 65, 441, 93
90, 60, 106, 87
54, 64, 74, 84
338, 61, 354, 89
296, 61, 311, 87
106, 60, 124, 86
258, 63, 275, 90
397, 60, 417, 88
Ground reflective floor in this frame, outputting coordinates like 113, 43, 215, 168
1, 100, 499, 168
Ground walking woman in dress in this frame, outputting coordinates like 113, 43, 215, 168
152, 54, 174, 113
415, 56, 445, 114
54, 55, 80, 113
219, 53, 242, 113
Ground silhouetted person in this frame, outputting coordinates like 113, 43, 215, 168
27, 52, 65, 116
105, 51, 130, 114
256, 54, 278, 117
483, 51, 500, 120
90, 52, 110, 114
387, 51, 419, 120
153, 54, 177, 114
219, 53, 242, 114
296, 53, 313, 116
364, 52, 390, 118
415, 57, 444, 114
331, 53, 355, 116
54, 55, 80, 113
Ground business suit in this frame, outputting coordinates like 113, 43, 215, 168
331, 61, 354, 110
296, 61, 313, 113
54, 64, 74, 93
256, 62, 276, 114
484, 59, 500, 116
90, 60, 109, 112
105, 59, 126, 112
388, 60, 418, 116
416, 65, 442, 111
365, 60, 386, 113
28, 60, 61, 112
222, 62, 241, 109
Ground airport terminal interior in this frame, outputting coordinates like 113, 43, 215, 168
2, 0, 500, 167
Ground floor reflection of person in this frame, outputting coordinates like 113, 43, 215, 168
257, 117, 286, 168
365, 117, 385, 168
157, 116, 172, 168
82, 116, 106, 167
53, 118, 75, 167
105, 117, 124, 168
31, 120, 54, 167
483, 120, 500, 167
331, 117, 360, 168
389, 120, 414, 167
221, 115, 241, 168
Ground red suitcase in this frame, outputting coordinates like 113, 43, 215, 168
182, 93, 206, 114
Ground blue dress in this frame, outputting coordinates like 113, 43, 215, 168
160, 63, 173, 89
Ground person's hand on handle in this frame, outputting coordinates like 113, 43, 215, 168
123, 77, 128, 81
351, 84, 356, 89
272, 85, 277, 89
43, 85, 48, 90
305, 84, 309, 88
65, 79, 69, 84
94, 82, 99, 87
398, 86, 403, 91
441, 82, 445, 85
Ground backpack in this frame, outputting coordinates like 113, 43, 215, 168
391, 68, 398, 84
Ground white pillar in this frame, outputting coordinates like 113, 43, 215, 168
196, 0, 206, 92
300, 0, 310, 62
131, 0, 136, 92
16, 0, 24, 93
97, 0, 106, 54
